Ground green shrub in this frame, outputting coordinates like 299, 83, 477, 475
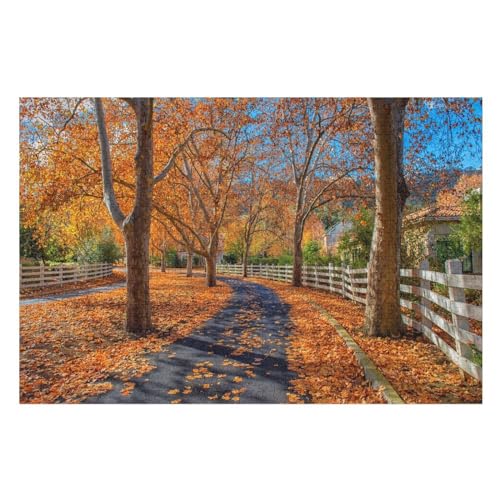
451, 190, 482, 254
336, 208, 374, 267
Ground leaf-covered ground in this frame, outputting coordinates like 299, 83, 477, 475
85, 277, 294, 404
267, 283, 385, 404
251, 278, 482, 404
20, 272, 231, 403
20, 270, 126, 299
20, 271, 481, 404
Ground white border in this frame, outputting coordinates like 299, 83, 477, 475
2, 2, 499, 499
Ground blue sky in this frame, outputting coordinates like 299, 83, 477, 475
404, 98, 482, 172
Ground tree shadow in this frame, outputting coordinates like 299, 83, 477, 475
86, 277, 296, 404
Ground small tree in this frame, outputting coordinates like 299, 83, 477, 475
337, 208, 374, 267
451, 190, 482, 254
20, 225, 45, 262
96, 227, 122, 263
303, 240, 322, 264
401, 224, 430, 268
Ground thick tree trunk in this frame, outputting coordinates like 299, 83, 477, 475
242, 240, 250, 278
124, 228, 152, 333
292, 221, 303, 287
123, 99, 154, 334
186, 251, 193, 277
364, 98, 409, 337
160, 250, 166, 272
206, 253, 217, 287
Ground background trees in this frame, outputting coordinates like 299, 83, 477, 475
153, 98, 254, 286
267, 98, 372, 286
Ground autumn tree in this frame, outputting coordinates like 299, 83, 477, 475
230, 160, 276, 277
20, 97, 226, 333
152, 214, 197, 276
403, 99, 482, 203
268, 98, 371, 286
150, 218, 171, 272
153, 99, 253, 287
364, 98, 481, 337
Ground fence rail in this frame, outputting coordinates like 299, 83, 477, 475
217, 261, 482, 381
20, 263, 113, 289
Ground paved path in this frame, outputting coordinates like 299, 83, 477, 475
86, 277, 295, 404
20, 281, 126, 306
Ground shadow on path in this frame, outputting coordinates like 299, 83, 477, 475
86, 277, 295, 404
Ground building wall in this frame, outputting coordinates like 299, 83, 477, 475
323, 221, 352, 252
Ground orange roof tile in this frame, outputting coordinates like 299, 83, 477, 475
404, 204, 462, 224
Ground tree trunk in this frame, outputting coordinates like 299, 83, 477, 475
206, 253, 217, 287
186, 250, 193, 277
123, 99, 154, 333
364, 98, 409, 337
160, 250, 166, 272
242, 240, 250, 278
124, 228, 152, 333
292, 221, 303, 287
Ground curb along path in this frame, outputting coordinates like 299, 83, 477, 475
309, 300, 405, 404
86, 277, 295, 403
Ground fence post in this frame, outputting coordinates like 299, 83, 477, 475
419, 260, 433, 333
328, 263, 333, 293
445, 259, 472, 380
40, 264, 45, 287
314, 265, 319, 288
347, 265, 353, 299
59, 265, 63, 284
349, 266, 356, 299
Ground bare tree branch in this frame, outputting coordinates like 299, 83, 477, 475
94, 98, 126, 227
153, 128, 229, 185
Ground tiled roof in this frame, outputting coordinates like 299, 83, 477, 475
404, 204, 462, 224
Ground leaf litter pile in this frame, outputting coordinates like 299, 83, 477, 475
20, 270, 126, 299
20, 272, 231, 403
253, 278, 481, 404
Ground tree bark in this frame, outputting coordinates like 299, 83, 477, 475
186, 250, 193, 277
124, 228, 152, 333
160, 250, 166, 272
242, 239, 250, 278
123, 99, 154, 333
364, 98, 409, 337
292, 220, 303, 287
206, 253, 217, 287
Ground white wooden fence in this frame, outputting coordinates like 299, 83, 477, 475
20, 263, 113, 289
217, 261, 483, 381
